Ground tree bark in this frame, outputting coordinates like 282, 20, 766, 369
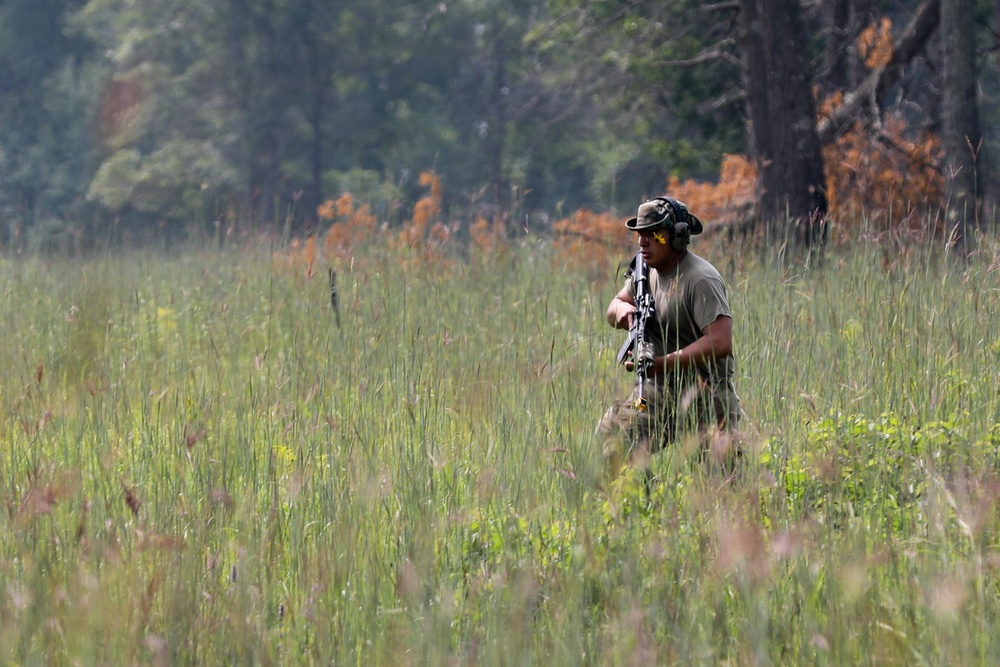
739, 0, 828, 246
305, 31, 327, 237
821, 0, 853, 93
942, 0, 986, 250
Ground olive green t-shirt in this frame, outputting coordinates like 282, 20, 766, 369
625, 251, 739, 418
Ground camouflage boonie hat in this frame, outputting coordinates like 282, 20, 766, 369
625, 197, 704, 234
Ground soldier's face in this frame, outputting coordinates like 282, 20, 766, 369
637, 229, 674, 268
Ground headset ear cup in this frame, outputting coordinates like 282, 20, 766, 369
671, 222, 690, 251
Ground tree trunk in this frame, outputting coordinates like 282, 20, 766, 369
306, 36, 326, 238
488, 19, 510, 214
739, 0, 828, 247
822, 0, 852, 93
942, 0, 986, 250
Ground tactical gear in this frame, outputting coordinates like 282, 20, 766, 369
625, 197, 704, 252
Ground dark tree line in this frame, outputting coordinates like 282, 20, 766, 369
0, 0, 997, 250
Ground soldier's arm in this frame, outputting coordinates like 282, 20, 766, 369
606, 286, 636, 330
660, 315, 733, 373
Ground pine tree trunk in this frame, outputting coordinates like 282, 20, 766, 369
942, 0, 986, 250
740, 0, 829, 248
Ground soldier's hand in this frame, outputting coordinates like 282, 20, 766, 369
622, 352, 634, 372
614, 301, 636, 330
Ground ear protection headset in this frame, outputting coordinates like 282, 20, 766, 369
648, 196, 692, 252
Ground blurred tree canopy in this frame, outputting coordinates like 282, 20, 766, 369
0, 0, 997, 249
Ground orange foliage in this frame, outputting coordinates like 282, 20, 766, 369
317, 193, 357, 222
400, 171, 442, 249
552, 209, 631, 276
819, 92, 943, 237
303, 236, 316, 278
421, 169, 443, 201
319, 193, 379, 259
470, 215, 506, 256
317, 199, 335, 221
315, 171, 455, 267
275, 235, 319, 279
551, 160, 757, 269
650, 92, 942, 246
543, 88, 941, 255
666, 154, 759, 229
859, 18, 894, 70
336, 193, 355, 218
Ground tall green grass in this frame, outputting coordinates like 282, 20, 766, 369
1, 236, 999, 665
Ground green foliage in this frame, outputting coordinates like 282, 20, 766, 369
542, 0, 746, 203
2, 0, 998, 242
762, 409, 992, 533
0, 0, 98, 231
322, 168, 402, 221
88, 140, 238, 218
86, 149, 140, 211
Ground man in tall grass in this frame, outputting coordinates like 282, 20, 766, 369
597, 197, 740, 472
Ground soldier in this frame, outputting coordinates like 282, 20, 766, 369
597, 197, 740, 472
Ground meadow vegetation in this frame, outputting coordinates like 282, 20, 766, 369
2, 207, 1000, 665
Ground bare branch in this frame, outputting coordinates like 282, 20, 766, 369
652, 40, 741, 69
816, 0, 940, 143
698, 86, 746, 113
698, 2, 740, 13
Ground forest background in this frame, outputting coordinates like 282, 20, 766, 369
1, 0, 998, 254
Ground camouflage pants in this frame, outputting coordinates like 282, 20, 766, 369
595, 380, 739, 469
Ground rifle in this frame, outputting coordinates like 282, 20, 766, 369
615, 252, 656, 410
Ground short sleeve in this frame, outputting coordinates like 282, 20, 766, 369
691, 276, 731, 332
624, 274, 637, 300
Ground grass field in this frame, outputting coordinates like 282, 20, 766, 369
2, 233, 1000, 665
